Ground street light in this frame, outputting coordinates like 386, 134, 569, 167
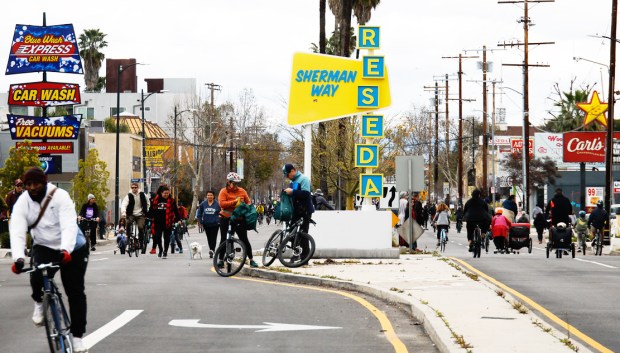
115, 62, 143, 224
573, 56, 608, 100
140, 89, 166, 194
173, 106, 195, 202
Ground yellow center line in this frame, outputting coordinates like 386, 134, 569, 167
212, 267, 408, 353
451, 257, 613, 353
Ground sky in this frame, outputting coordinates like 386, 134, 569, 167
0, 0, 617, 129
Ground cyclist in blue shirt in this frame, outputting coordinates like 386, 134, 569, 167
283, 164, 314, 257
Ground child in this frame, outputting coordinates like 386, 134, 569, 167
491, 208, 512, 252
574, 210, 589, 251
433, 202, 451, 246
115, 217, 127, 254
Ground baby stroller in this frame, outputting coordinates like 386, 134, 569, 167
507, 223, 533, 254
546, 222, 575, 258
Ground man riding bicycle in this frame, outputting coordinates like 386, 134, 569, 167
283, 164, 315, 259
463, 189, 490, 252
121, 182, 150, 254
587, 201, 608, 247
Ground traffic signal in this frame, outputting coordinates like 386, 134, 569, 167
467, 168, 476, 186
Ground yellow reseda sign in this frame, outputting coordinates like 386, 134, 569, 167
287, 52, 391, 126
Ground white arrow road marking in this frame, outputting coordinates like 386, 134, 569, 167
168, 319, 341, 332
83, 310, 143, 348
574, 258, 618, 269
91, 258, 109, 262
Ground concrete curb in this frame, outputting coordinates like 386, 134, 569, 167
240, 267, 461, 353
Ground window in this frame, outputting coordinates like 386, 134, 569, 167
9, 106, 28, 115
110, 107, 126, 116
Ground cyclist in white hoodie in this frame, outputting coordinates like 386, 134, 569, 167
9, 167, 90, 353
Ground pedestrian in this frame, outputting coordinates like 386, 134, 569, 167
9, 167, 90, 353
121, 182, 150, 254
283, 163, 315, 257
197, 190, 221, 258
148, 184, 181, 259
78, 194, 100, 251
5, 178, 25, 215
422, 203, 430, 230
532, 203, 547, 244
218, 172, 257, 268
545, 188, 572, 227
312, 189, 334, 210
491, 208, 512, 251
502, 194, 518, 222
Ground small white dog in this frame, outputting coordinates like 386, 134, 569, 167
190, 242, 203, 260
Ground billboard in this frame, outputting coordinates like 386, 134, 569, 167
16, 141, 74, 154
8, 82, 80, 106
6, 24, 83, 75
39, 155, 62, 174
563, 132, 606, 162
7, 114, 82, 140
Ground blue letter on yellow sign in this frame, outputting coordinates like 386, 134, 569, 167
355, 144, 379, 168
363, 56, 384, 78
361, 115, 384, 138
360, 174, 383, 197
358, 26, 380, 49
358, 86, 379, 108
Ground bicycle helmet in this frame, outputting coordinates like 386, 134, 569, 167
556, 222, 567, 230
597, 200, 604, 208
495, 208, 503, 214
226, 172, 242, 183
579, 210, 586, 218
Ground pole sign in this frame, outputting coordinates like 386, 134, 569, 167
8, 82, 80, 106
145, 146, 170, 167
6, 24, 83, 75
7, 114, 82, 140
39, 155, 62, 174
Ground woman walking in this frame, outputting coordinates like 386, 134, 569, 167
148, 185, 181, 259
197, 190, 221, 258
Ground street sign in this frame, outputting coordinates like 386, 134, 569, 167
395, 156, 424, 192
379, 184, 398, 209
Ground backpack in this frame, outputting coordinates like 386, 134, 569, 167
274, 191, 293, 222
231, 203, 259, 232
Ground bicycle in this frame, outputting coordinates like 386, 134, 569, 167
213, 222, 247, 277
592, 228, 603, 256
142, 218, 152, 253
472, 224, 483, 258
169, 223, 184, 254
126, 224, 140, 258
77, 217, 97, 249
438, 227, 448, 252
22, 263, 73, 353
577, 230, 588, 256
262, 218, 308, 267
456, 218, 462, 233
485, 230, 492, 253
277, 218, 316, 268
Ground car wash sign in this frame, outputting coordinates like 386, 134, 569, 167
9, 82, 80, 106
7, 114, 82, 140
6, 24, 83, 75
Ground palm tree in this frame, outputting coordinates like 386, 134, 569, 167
79, 29, 108, 92
545, 81, 598, 132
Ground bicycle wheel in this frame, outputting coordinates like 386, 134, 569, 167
440, 230, 446, 252
262, 230, 283, 267
596, 239, 603, 256
213, 239, 247, 277
43, 294, 72, 353
472, 229, 481, 258
484, 232, 490, 253
134, 237, 140, 257
127, 238, 134, 257
580, 236, 586, 256
278, 232, 316, 268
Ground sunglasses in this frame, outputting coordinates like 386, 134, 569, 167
16, 184, 23, 187
131, 186, 138, 189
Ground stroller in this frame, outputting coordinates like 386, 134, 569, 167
546, 222, 575, 258
506, 223, 533, 254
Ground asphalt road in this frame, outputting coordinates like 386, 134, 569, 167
415, 224, 620, 352
0, 222, 438, 353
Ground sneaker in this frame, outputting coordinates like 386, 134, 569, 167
32, 302, 44, 326
446, 237, 449, 241
209, 250, 214, 258
436, 242, 440, 246
250, 260, 259, 268
217, 260, 224, 268
73, 337, 88, 353
90, 246, 96, 251
162, 252, 167, 259
179, 248, 183, 254
150, 248, 156, 254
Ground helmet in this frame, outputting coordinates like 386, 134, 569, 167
315, 189, 323, 196
495, 208, 503, 214
226, 172, 242, 183
556, 222, 567, 230
579, 210, 586, 218
597, 200, 604, 208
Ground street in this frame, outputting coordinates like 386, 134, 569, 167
415, 224, 620, 351
0, 222, 437, 353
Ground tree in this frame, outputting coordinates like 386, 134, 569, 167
0, 141, 40, 198
79, 29, 108, 92
545, 80, 598, 132
500, 152, 560, 200
70, 149, 110, 212
104, 117, 130, 133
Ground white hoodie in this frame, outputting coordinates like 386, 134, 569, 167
10, 183, 78, 261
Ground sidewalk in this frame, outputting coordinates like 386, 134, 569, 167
243, 255, 594, 353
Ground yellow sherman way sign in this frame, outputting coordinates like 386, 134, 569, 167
287, 52, 391, 126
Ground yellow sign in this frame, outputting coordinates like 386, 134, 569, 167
287, 52, 391, 126
145, 145, 170, 167
577, 90, 608, 127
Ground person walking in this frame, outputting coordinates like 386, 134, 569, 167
148, 185, 181, 259
78, 194, 100, 251
121, 182, 150, 254
197, 190, 221, 258
532, 203, 547, 244
9, 167, 90, 352
502, 195, 518, 222
283, 164, 315, 259
218, 172, 257, 268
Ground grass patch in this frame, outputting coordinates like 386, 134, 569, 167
560, 338, 579, 352
495, 290, 505, 298
512, 301, 529, 314
389, 287, 404, 293
453, 334, 474, 349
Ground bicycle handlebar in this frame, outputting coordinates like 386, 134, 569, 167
20, 262, 60, 274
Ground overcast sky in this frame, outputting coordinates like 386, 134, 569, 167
0, 0, 617, 129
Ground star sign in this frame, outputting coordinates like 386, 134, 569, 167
577, 91, 608, 127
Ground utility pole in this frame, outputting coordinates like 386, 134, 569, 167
482, 46, 488, 197
434, 81, 439, 200
498, 0, 554, 214
205, 83, 221, 190
605, 0, 618, 234
229, 114, 235, 172
442, 54, 477, 206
